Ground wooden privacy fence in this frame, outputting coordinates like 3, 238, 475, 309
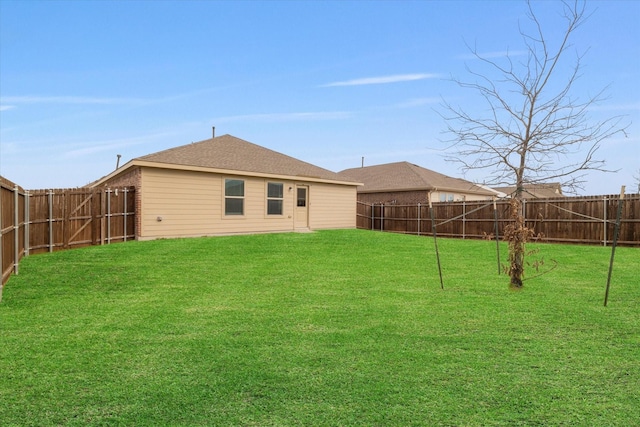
1, 179, 27, 289
27, 187, 136, 254
357, 194, 640, 247
1, 180, 136, 288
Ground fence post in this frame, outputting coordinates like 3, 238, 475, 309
370, 203, 374, 230
0, 186, 3, 302
0, 185, 3, 287
107, 189, 112, 244
417, 203, 421, 236
48, 190, 54, 252
100, 190, 106, 245
91, 190, 98, 245
381, 203, 384, 231
124, 188, 128, 242
603, 196, 607, 247
13, 186, 19, 275
63, 190, 70, 250
24, 191, 29, 256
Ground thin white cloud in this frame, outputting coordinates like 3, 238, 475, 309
321, 73, 440, 87
456, 50, 527, 60
215, 111, 353, 123
0, 105, 15, 111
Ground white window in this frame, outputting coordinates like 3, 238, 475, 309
267, 182, 283, 215
225, 179, 244, 215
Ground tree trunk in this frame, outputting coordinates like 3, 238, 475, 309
505, 198, 532, 289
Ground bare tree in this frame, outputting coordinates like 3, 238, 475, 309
634, 169, 640, 194
441, 1, 628, 288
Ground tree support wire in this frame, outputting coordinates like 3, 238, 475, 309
604, 186, 625, 307
429, 198, 444, 290
432, 201, 493, 228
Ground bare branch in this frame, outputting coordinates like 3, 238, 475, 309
440, 0, 629, 193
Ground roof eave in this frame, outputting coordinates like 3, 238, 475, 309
89, 160, 137, 188
358, 185, 496, 196
93, 160, 362, 187
358, 186, 430, 193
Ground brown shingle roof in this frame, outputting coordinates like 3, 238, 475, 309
494, 183, 564, 199
338, 161, 495, 195
135, 134, 352, 182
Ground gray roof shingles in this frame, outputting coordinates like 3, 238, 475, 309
136, 134, 352, 182
494, 183, 563, 199
338, 161, 494, 195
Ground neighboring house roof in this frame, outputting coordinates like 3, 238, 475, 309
92, 134, 360, 186
337, 161, 495, 196
475, 184, 508, 198
494, 183, 564, 199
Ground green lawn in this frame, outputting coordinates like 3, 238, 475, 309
1, 229, 638, 426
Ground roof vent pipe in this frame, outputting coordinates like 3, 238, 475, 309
212, 126, 215, 138
116, 154, 122, 169
361, 156, 364, 168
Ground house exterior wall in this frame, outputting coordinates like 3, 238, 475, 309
308, 182, 357, 230
357, 190, 493, 205
136, 168, 356, 240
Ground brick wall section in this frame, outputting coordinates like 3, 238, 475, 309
97, 167, 142, 239
358, 190, 429, 205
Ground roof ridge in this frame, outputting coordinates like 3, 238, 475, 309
135, 134, 228, 160
129, 134, 361, 183
403, 162, 433, 186
337, 161, 496, 195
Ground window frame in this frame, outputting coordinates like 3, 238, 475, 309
266, 181, 284, 216
439, 193, 455, 202
224, 178, 245, 216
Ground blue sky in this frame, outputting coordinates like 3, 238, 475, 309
1, 0, 638, 194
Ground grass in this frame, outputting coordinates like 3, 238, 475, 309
0, 229, 638, 426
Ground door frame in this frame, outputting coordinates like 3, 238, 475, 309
294, 184, 309, 229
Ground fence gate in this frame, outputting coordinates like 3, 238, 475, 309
27, 187, 135, 255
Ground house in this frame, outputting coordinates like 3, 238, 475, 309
494, 183, 564, 199
337, 161, 496, 204
91, 134, 361, 240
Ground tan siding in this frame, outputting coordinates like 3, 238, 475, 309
137, 168, 357, 239
140, 168, 221, 238
309, 184, 357, 229
138, 168, 316, 239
